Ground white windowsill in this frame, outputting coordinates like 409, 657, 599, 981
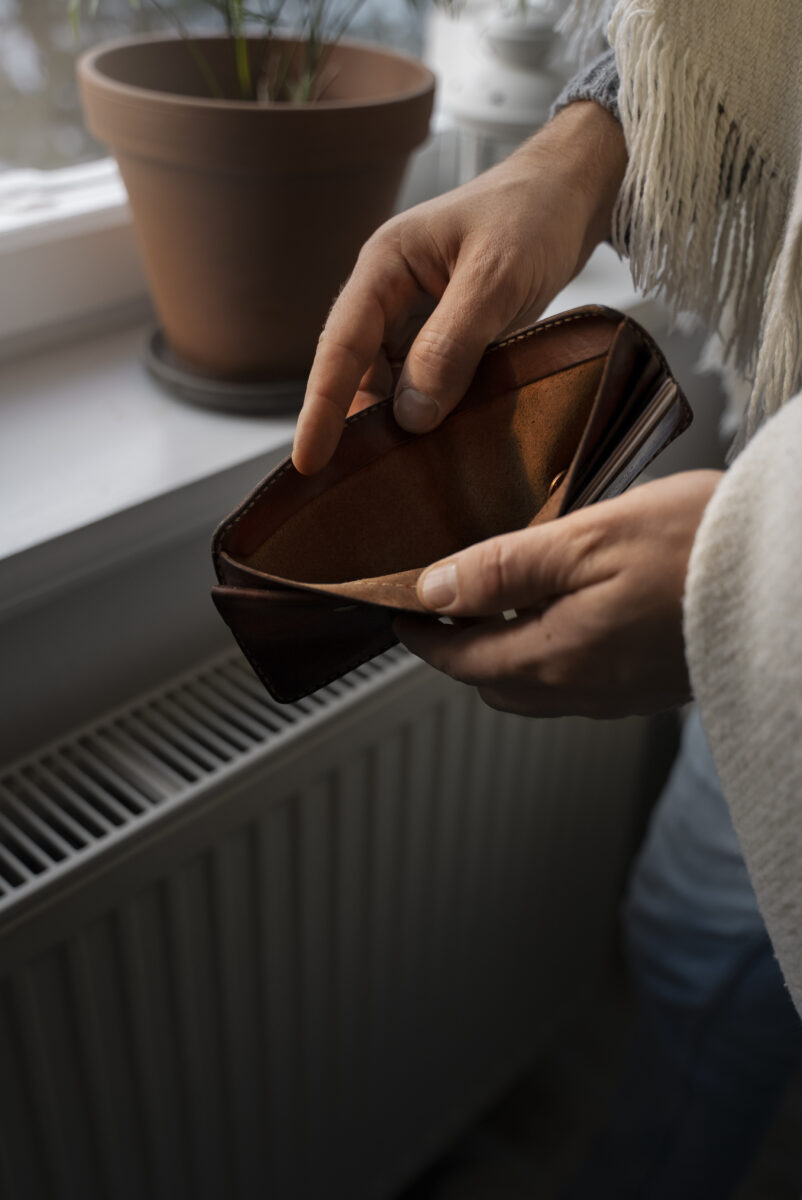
0, 160, 128, 250
0, 161, 148, 360
0, 319, 297, 620
0, 241, 658, 624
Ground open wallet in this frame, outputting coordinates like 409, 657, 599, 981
212, 305, 692, 702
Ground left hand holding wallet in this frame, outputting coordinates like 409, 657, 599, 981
396, 468, 722, 720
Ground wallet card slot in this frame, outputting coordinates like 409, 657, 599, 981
558, 322, 658, 514
565, 365, 659, 507
568, 380, 682, 509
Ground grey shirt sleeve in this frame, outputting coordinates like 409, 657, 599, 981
549, 47, 620, 124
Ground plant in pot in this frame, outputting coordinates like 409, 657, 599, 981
74, 1, 436, 399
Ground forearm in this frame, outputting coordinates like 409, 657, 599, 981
496, 49, 626, 277
532, 98, 627, 263
546, 47, 626, 257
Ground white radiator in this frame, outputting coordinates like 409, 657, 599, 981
0, 646, 654, 1200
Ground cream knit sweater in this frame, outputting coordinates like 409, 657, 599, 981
562, 0, 802, 1013
685, 393, 802, 1016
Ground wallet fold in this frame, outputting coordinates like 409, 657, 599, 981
212, 305, 692, 702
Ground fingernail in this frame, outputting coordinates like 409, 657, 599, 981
394, 387, 439, 433
420, 562, 457, 610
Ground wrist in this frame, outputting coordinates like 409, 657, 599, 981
519, 101, 628, 260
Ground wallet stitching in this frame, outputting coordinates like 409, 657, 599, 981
487, 310, 594, 355
354, 580, 417, 590
215, 309, 602, 550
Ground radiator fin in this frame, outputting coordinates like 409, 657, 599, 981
0, 647, 411, 911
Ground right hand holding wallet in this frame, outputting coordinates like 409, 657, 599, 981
212, 305, 692, 702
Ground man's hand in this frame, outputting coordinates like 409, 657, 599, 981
394, 472, 723, 719
292, 102, 627, 475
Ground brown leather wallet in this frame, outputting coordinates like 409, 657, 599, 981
212, 305, 692, 702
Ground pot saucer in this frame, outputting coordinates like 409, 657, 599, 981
144, 329, 305, 416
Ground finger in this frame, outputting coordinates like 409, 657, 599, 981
392, 249, 527, 434
416, 514, 609, 617
476, 685, 580, 719
348, 353, 394, 416
396, 615, 576, 717
293, 252, 420, 475
293, 288, 386, 475
349, 298, 437, 416
394, 612, 545, 689
382, 295, 437, 363
477, 686, 547, 717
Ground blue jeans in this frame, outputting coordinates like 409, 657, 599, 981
566, 708, 802, 1198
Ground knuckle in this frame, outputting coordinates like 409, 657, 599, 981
475, 538, 515, 609
535, 655, 569, 690
361, 214, 401, 254
570, 522, 614, 581
314, 330, 364, 375
305, 386, 346, 423
432, 633, 491, 689
471, 235, 514, 277
465, 236, 528, 302
359, 214, 411, 269
355, 234, 387, 270
438, 653, 473, 687
413, 325, 467, 374
400, 214, 444, 264
541, 516, 609, 591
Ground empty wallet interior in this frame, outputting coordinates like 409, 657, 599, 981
220, 354, 607, 603
212, 306, 690, 700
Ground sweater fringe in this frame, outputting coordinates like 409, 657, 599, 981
609, 4, 800, 449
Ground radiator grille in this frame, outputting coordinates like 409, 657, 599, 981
0, 646, 412, 908
0, 644, 658, 1200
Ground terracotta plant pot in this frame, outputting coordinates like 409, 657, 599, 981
78, 34, 435, 381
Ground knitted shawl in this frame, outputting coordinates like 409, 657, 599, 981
564, 0, 802, 447
562, 0, 802, 1014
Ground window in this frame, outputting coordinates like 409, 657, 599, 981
0, 0, 425, 173
1, 0, 170, 172
0, 1, 427, 352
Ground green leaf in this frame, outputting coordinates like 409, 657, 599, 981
68, 0, 82, 38
234, 34, 253, 100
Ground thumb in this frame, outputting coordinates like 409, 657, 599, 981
393, 256, 521, 434
416, 517, 602, 617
